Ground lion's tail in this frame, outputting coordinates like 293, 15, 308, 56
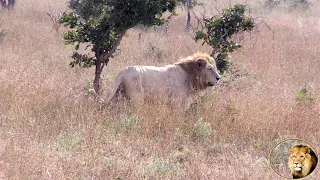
106, 70, 125, 105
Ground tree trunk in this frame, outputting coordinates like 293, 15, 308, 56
92, 31, 127, 93
186, 0, 191, 29
0, 0, 6, 7
93, 58, 104, 94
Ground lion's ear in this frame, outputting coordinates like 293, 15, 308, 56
290, 148, 295, 154
196, 59, 206, 69
305, 146, 311, 154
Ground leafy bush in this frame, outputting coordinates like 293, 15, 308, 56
288, 0, 310, 10
56, 131, 83, 152
148, 156, 172, 176
264, 0, 310, 11
0, 29, 5, 43
296, 86, 314, 101
192, 118, 212, 141
195, 4, 254, 73
264, 0, 281, 9
117, 115, 141, 133
147, 155, 185, 177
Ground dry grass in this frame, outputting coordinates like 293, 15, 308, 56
0, 0, 320, 179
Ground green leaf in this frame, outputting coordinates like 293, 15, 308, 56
296, 87, 315, 101
63, 30, 76, 41
75, 43, 80, 50
88, 18, 99, 25
195, 30, 205, 41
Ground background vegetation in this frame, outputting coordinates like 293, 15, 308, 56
0, 0, 319, 179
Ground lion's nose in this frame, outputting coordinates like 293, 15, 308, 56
295, 162, 298, 165
216, 77, 220, 81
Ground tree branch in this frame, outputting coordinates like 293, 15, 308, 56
100, 24, 136, 63
100, 31, 125, 63
190, 7, 207, 30
211, 28, 231, 57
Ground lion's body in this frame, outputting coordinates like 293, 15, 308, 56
288, 145, 318, 179
107, 53, 220, 113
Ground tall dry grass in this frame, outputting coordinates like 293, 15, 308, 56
0, 0, 320, 179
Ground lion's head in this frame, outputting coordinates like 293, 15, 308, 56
177, 53, 221, 90
288, 145, 318, 179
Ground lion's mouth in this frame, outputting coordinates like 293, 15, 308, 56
294, 167, 302, 171
207, 82, 215, 86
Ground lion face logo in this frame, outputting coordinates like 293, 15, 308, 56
288, 145, 318, 179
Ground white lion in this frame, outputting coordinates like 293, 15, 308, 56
107, 53, 221, 113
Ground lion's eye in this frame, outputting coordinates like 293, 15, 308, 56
300, 156, 304, 158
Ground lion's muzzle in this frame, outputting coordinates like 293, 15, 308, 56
294, 163, 302, 171
207, 82, 215, 86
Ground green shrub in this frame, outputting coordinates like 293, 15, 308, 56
192, 118, 212, 141
147, 155, 185, 177
264, 0, 310, 11
0, 29, 6, 43
148, 156, 172, 176
296, 86, 314, 102
56, 131, 83, 152
264, 0, 281, 9
117, 115, 141, 133
288, 0, 310, 10
195, 4, 254, 74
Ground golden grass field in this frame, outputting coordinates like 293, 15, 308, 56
0, 0, 320, 179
